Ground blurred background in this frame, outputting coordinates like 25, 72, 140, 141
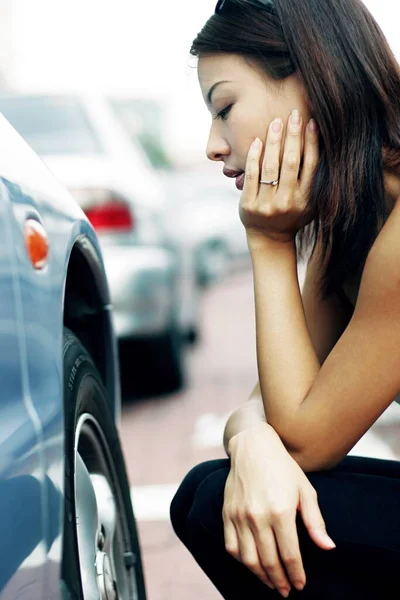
0, 0, 399, 598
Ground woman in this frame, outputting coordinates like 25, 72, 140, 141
170, 0, 400, 598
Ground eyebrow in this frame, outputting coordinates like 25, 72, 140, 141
206, 80, 232, 105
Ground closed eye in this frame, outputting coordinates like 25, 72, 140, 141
214, 104, 233, 121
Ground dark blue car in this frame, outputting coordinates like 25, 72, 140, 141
0, 111, 146, 599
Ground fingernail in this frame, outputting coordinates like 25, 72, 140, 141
308, 118, 318, 132
294, 581, 305, 591
252, 137, 262, 149
265, 581, 275, 590
325, 536, 336, 549
272, 118, 282, 133
280, 588, 290, 598
291, 109, 300, 125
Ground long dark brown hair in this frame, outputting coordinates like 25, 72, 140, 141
191, 0, 400, 295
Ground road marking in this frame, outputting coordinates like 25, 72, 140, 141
131, 483, 179, 522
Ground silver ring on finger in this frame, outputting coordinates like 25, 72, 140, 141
260, 178, 279, 186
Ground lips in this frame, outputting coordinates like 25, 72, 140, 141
223, 168, 244, 178
235, 173, 245, 190
223, 168, 245, 191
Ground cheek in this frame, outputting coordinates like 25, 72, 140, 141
230, 109, 265, 160
240, 102, 273, 144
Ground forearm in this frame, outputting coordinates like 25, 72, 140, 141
249, 237, 320, 444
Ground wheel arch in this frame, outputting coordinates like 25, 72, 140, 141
63, 235, 120, 420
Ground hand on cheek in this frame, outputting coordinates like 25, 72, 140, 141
240, 110, 319, 246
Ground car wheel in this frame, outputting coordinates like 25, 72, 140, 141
61, 327, 146, 600
184, 326, 199, 346
119, 326, 185, 397
150, 327, 185, 394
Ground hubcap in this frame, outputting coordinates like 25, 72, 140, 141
96, 552, 117, 600
74, 414, 139, 599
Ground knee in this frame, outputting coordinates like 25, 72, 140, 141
170, 474, 193, 541
170, 459, 229, 542
170, 461, 216, 541
186, 467, 229, 542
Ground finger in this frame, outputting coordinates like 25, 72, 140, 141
273, 511, 306, 591
223, 517, 241, 561
235, 524, 275, 589
259, 118, 283, 191
278, 109, 303, 196
250, 525, 292, 597
298, 118, 319, 205
299, 485, 336, 550
242, 138, 263, 201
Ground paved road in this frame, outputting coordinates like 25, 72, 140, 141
119, 266, 400, 600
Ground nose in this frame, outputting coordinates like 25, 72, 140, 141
206, 126, 230, 162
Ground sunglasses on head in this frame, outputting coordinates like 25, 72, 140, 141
215, 0, 276, 15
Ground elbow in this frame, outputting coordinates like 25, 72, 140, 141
290, 444, 344, 473
278, 426, 343, 472
270, 408, 345, 473
293, 451, 342, 473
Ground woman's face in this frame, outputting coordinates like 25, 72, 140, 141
198, 53, 311, 190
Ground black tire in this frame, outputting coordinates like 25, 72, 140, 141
61, 327, 146, 600
150, 327, 184, 394
184, 326, 199, 346
120, 327, 185, 397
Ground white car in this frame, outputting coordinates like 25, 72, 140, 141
160, 167, 251, 287
0, 92, 188, 394
107, 96, 250, 289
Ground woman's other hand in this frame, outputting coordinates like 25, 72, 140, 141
239, 111, 319, 247
223, 423, 336, 597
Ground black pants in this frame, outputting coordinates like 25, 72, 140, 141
170, 456, 400, 599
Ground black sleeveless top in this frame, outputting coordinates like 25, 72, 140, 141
336, 285, 355, 313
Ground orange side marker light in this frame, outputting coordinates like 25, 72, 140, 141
24, 219, 49, 270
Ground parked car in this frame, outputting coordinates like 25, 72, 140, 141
160, 167, 251, 287
107, 95, 250, 288
0, 111, 146, 598
107, 93, 204, 343
0, 92, 190, 393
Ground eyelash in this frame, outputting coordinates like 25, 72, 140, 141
214, 104, 233, 121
